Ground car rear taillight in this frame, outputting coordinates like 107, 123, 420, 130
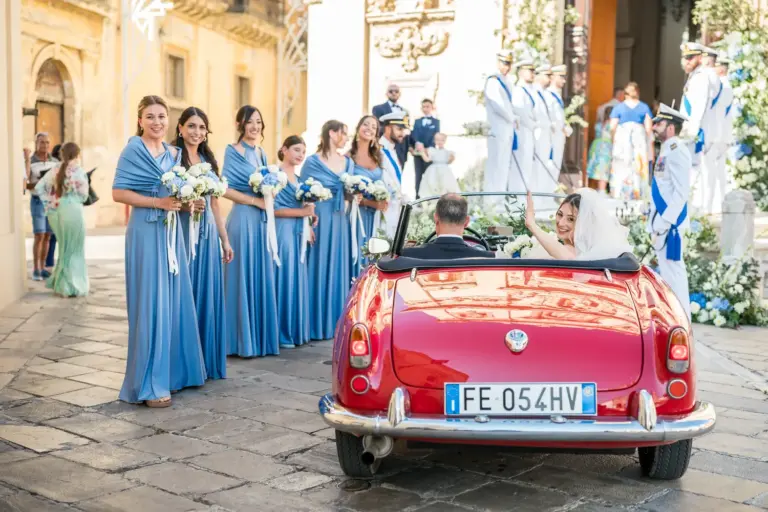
667, 327, 690, 373
667, 379, 688, 399
349, 323, 371, 369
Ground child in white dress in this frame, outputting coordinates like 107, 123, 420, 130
418, 133, 459, 198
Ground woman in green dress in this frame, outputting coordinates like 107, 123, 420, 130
35, 142, 89, 297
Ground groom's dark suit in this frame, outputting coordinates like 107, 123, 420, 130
401, 236, 495, 259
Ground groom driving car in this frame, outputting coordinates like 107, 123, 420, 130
402, 194, 496, 259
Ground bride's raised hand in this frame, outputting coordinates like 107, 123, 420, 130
524, 191, 536, 230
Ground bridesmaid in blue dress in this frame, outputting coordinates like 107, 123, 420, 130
302, 120, 353, 340
274, 136, 314, 348
222, 105, 279, 357
175, 107, 233, 380
112, 95, 206, 408
349, 115, 388, 275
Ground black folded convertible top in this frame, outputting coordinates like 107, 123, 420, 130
376, 252, 641, 273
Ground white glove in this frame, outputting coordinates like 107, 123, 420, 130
679, 123, 696, 142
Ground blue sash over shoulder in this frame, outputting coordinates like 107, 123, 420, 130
222, 145, 259, 195
222, 144, 266, 224
682, 96, 705, 154
300, 154, 346, 213
488, 75, 518, 150
113, 136, 180, 222
652, 177, 687, 261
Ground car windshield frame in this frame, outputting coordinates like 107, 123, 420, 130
389, 191, 565, 256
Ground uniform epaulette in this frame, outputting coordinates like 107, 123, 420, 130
670, 143, 678, 150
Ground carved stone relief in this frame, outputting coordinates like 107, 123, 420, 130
374, 23, 449, 73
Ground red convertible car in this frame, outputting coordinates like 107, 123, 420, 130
319, 193, 716, 480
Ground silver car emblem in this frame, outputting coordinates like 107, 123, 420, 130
505, 330, 528, 353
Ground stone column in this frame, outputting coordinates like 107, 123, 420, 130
304, 0, 367, 146
720, 189, 756, 264
0, 0, 28, 309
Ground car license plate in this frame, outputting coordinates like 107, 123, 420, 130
444, 383, 597, 416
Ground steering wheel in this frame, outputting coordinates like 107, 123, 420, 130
423, 226, 491, 251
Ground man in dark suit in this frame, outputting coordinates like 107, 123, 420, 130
372, 83, 409, 168
402, 194, 495, 259
409, 98, 440, 198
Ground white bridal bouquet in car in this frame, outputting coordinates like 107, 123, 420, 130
249, 164, 289, 266
185, 162, 229, 259
340, 173, 373, 263
161, 165, 202, 274
295, 177, 333, 262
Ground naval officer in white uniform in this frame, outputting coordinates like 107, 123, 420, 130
532, 64, 559, 198
650, 103, 692, 319
679, 42, 721, 214
483, 50, 517, 193
510, 59, 537, 194
547, 65, 571, 172
709, 54, 735, 213
379, 111, 411, 238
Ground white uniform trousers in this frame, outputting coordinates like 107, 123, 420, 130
705, 143, 729, 215
656, 251, 691, 320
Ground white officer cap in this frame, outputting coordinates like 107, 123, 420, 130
681, 42, 705, 57
701, 45, 718, 57
535, 64, 552, 75
515, 58, 535, 71
551, 64, 567, 76
496, 50, 513, 64
653, 103, 689, 125
380, 111, 410, 129
717, 53, 732, 65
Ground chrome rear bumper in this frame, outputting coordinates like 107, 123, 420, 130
318, 388, 716, 443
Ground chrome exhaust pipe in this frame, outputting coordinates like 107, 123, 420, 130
360, 435, 394, 465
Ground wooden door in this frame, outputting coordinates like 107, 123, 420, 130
35, 101, 63, 147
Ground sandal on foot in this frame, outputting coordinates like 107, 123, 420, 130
145, 397, 172, 408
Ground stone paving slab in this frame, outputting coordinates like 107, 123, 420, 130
0, 264, 765, 511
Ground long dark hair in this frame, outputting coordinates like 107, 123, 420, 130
175, 107, 220, 175
278, 135, 306, 162
316, 120, 346, 158
349, 115, 382, 167
235, 105, 265, 144
560, 193, 581, 211
54, 142, 80, 197
136, 95, 169, 136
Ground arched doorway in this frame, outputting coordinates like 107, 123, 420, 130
33, 58, 75, 147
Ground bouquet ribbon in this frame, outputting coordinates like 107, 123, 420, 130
189, 211, 201, 260
349, 199, 366, 263
166, 211, 180, 275
264, 194, 281, 266
301, 216, 311, 264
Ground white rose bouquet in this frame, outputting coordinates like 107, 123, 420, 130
340, 173, 373, 263
160, 165, 202, 274
248, 164, 288, 266
295, 177, 333, 263
184, 162, 229, 260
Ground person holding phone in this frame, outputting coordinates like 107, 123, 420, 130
27, 132, 58, 281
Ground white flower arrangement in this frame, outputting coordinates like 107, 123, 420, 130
296, 177, 333, 202
249, 164, 288, 198
502, 234, 534, 257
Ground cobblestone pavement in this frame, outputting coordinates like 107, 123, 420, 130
0, 261, 767, 511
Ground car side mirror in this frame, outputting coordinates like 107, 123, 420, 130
367, 237, 391, 255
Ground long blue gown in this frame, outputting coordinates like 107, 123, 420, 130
179, 188, 227, 380
223, 143, 279, 357
274, 179, 310, 348
114, 137, 206, 403
302, 154, 354, 340
351, 163, 384, 276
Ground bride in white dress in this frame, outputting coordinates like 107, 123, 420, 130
418, 133, 460, 198
523, 188, 634, 260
